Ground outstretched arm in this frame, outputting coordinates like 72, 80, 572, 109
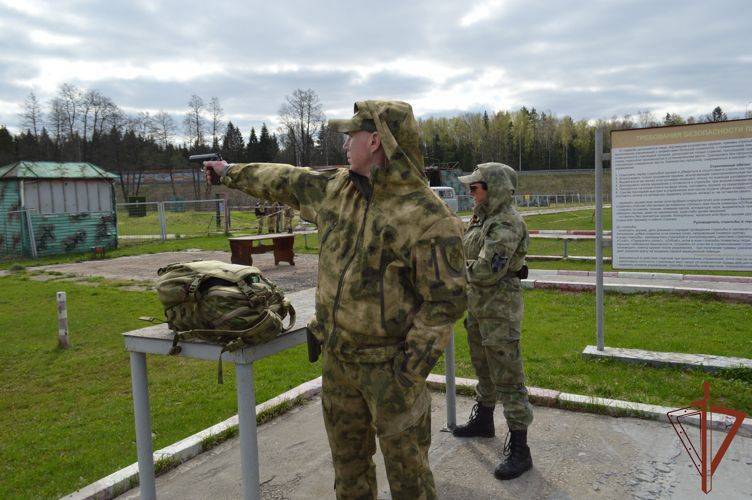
206, 161, 335, 222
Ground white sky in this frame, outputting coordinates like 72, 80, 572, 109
0, 0, 750, 135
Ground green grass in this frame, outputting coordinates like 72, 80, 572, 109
432, 289, 752, 414
0, 275, 321, 499
2, 275, 750, 498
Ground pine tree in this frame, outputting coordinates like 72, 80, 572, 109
0, 126, 16, 165
221, 121, 245, 161
258, 123, 278, 162
246, 127, 259, 161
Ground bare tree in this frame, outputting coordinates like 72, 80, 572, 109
279, 88, 325, 166
152, 111, 176, 147
183, 94, 206, 147
58, 83, 82, 138
208, 97, 225, 145
152, 110, 179, 196
48, 97, 65, 144
19, 91, 44, 136
637, 110, 657, 128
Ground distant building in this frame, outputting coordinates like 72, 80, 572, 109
0, 162, 118, 258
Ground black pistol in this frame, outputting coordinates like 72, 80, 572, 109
189, 152, 223, 185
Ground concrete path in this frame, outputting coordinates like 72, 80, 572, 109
118, 392, 752, 499
525, 269, 752, 302
30, 250, 319, 293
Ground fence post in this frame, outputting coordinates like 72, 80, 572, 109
57, 291, 70, 349
24, 210, 38, 259
223, 194, 230, 234
158, 202, 167, 241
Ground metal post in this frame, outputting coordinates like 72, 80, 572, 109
56, 291, 70, 349
563, 238, 569, 259
24, 210, 38, 258
130, 352, 156, 500
158, 203, 167, 241
236, 362, 260, 500
223, 194, 230, 234
445, 333, 457, 429
595, 128, 605, 351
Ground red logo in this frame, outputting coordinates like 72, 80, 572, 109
667, 381, 747, 494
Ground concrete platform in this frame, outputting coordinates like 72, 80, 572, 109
583, 345, 752, 372
524, 269, 752, 303
117, 392, 752, 499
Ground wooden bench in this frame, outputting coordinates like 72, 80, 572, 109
228, 231, 316, 266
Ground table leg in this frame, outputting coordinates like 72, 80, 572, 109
445, 333, 457, 429
130, 352, 156, 500
236, 362, 260, 500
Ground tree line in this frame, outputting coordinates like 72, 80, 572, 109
0, 82, 739, 200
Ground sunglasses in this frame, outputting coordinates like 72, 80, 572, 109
469, 184, 486, 192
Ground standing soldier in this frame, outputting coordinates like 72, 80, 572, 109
205, 100, 466, 499
254, 202, 267, 234
453, 162, 534, 480
265, 202, 280, 233
283, 205, 296, 233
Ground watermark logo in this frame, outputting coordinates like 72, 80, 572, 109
667, 381, 747, 494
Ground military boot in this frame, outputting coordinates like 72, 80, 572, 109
494, 430, 533, 480
452, 403, 495, 438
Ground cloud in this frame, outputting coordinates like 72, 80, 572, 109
0, 0, 750, 136
460, 0, 507, 27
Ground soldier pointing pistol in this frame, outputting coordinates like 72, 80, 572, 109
205, 101, 466, 499
454, 163, 534, 481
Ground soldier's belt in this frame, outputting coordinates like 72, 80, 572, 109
327, 342, 405, 363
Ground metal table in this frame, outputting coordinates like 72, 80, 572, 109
123, 287, 457, 500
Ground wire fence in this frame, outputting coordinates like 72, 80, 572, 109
456, 192, 610, 213
2, 192, 612, 260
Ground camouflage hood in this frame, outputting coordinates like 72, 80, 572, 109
460, 162, 517, 216
331, 100, 427, 190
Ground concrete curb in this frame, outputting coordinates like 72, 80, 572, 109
62, 377, 323, 500
529, 269, 752, 284
582, 345, 752, 372
520, 278, 752, 303
425, 374, 752, 438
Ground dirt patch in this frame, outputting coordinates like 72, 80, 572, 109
31, 250, 319, 293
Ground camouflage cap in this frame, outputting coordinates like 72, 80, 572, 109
329, 103, 378, 133
458, 169, 485, 185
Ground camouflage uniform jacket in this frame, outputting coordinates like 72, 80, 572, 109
222, 101, 467, 380
463, 163, 528, 336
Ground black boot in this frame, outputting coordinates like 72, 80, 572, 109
452, 403, 495, 438
494, 430, 533, 480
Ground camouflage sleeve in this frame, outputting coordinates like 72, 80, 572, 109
222, 163, 332, 223
400, 217, 467, 384
466, 219, 524, 286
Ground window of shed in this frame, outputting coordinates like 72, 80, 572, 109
24, 180, 112, 214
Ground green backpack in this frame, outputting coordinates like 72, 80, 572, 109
154, 260, 295, 383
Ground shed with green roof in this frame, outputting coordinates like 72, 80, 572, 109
0, 162, 118, 258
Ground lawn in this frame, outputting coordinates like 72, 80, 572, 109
1, 274, 750, 498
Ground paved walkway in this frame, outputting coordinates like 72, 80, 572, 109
525, 269, 752, 302
30, 251, 319, 293
118, 392, 752, 499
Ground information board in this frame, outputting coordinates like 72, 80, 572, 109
611, 119, 752, 271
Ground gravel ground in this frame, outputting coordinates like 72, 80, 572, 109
31, 250, 319, 293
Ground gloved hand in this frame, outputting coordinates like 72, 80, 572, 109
203, 160, 229, 185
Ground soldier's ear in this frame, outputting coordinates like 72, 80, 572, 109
369, 131, 382, 153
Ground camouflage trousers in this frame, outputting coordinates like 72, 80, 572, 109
321, 349, 437, 500
465, 314, 533, 430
